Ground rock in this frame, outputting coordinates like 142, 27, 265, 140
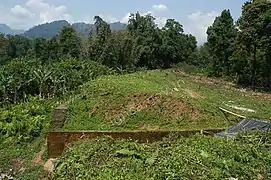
44, 158, 55, 173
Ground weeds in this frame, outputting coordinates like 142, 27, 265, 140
54, 134, 271, 180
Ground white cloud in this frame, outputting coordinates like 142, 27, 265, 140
0, 4, 34, 29
0, 1, 218, 43
152, 4, 168, 12
184, 11, 219, 44
10, 5, 35, 19
154, 17, 168, 28
119, 4, 170, 27
25, 0, 72, 23
120, 13, 130, 24
0, 0, 73, 29
98, 14, 118, 23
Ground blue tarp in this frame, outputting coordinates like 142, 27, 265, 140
217, 118, 271, 137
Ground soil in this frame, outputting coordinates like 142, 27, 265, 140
173, 69, 271, 100
11, 158, 24, 173
44, 159, 55, 173
90, 93, 201, 123
183, 89, 202, 99
31, 140, 55, 173
162, 97, 200, 119
138, 124, 160, 131
192, 75, 235, 89
126, 93, 200, 119
89, 106, 99, 116
126, 93, 162, 111
32, 149, 46, 166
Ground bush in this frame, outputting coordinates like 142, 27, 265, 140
0, 97, 57, 143
0, 58, 112, 105
173, 62, 207, 75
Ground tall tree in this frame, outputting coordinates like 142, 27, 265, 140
157, 19, 197, 68
6, 35, 32, 59
232, 0, 271, 89
34, 38, 48, 62
59, 26, 81, 58
207, 9, 237, 76
0, 33, 8, 64
47, 37, 60, 60
158, 19, 184, 68
193, 42, 213, 68
127, 12, 159, 68
88, 16, 112, 64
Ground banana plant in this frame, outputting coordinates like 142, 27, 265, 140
33, 66, 52, 98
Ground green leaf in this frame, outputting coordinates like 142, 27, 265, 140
200, 150, 210, 158
115, 149, 141, 158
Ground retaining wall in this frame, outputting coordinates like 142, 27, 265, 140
47, 105, 225, 158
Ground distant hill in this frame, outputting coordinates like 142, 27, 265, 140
23, 20, 70, 38
22, 20, 127, 38
72, 22, 93, 36
110, 22, 127, 31
0, 24, 24, 35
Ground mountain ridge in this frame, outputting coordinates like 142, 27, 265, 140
0, 24, 24, 35
0, 20, 127, 38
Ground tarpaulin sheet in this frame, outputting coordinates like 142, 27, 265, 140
217, 118, 271, 137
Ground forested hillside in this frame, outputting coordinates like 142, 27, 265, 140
21, 20, 126, 38
0, 24, 24, 35
23, 20, 70, 38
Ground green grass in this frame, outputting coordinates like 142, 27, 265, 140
64, 70, 271, 131
54, 133, 271, 180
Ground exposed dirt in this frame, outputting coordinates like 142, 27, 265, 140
173, 69, 271, 100
91, 105, 124, 119
126, 93, 162, 111
89, 106, 99, 117
126, 93, 200, 119
91, 93, 201, 123
191, 75, 271, 100
138, 124, 160, 131
192, 75, 235, 89
244, 90, 271, 100
31, 140, 55, 173
11, 158, 25, 173
44, 159, 55, 173
162, 97, 200, 119
183, 89, 202, 99
32, 149, 46, 166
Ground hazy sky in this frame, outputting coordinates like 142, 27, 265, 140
0, 0, 247, 43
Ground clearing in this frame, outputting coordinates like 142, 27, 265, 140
64, 70, 271, 131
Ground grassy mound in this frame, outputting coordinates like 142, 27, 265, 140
64, 70, 271, 131
54, 134, 271, 179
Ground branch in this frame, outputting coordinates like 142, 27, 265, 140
219, 107, 246, 119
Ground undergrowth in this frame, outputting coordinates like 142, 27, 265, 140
54, 133, 271, 180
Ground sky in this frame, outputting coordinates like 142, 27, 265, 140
0, 0, 247, 43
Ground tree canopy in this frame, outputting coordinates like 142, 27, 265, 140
0, 1, 271, 90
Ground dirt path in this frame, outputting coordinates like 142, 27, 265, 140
32, 140, 55, 173
183, 89, 201, 99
